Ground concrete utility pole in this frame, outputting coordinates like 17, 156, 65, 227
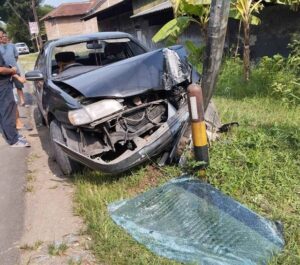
201, 0, 231, 110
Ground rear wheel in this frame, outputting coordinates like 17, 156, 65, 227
49, 119, 82, 175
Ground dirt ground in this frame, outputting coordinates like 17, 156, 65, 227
19, 88, 96, 264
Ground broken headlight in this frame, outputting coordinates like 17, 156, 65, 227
68, 99, 123, 126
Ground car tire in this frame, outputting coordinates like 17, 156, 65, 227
49, 119, 82, 176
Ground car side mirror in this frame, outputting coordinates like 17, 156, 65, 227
25, 70, 44, 81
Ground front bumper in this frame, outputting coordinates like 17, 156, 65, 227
55, 105, 189, 174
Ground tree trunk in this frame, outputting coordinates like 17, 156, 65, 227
201, 0, 231, 110
234, 20, 242, 59
243, 20, 250, 81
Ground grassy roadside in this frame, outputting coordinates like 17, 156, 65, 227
209, 97, 299, 265
19, 52, 38, 72
74, 94, 299, 265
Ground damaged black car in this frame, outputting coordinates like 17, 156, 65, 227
26, 32, 197, 175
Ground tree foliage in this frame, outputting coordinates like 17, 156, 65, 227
0, 0, 52, 44
38, 5, 54, 37
231, 0, 300, 80
152, 0, 211, 73
152, 0, 211, 45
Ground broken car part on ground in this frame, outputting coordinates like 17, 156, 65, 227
26, 32, 199, 175
109, 177, 284, 265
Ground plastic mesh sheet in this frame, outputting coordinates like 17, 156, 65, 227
108, 177, 284, 265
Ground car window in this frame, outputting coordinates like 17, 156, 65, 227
51, 38, 147, 76
127, 41, 146, 56
52, 42, 89, 61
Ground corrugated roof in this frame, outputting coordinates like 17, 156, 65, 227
41, 1, 96, 21
130, 1, 172, 18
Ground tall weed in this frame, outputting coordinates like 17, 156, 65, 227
216, 43, 300, 105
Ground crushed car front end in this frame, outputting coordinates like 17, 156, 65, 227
46, 35, 196, 174
56, 101, 189, 173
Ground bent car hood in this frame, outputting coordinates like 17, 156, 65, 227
57, 46, 190, 98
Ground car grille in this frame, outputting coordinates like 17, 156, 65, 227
124, 104, 166, 132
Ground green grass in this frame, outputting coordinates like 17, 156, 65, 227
209, 97, 300, 265
19, 53, 38, 73
20, 240, 43, 251
74, 166, 182, 265
48, 242, 68, 256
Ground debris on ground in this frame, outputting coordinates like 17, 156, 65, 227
109, 176, 284, 265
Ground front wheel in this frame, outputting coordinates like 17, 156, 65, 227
49, 120, 82, 175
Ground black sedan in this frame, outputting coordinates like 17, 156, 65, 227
26, 32, 196, 175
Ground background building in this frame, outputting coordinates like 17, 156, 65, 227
41, 1, 99, 40
83, 0, 300, 58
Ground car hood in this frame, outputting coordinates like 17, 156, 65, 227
57, 46, 192, 98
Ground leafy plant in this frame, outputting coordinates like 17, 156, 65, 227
152, 0, 211, 72
217, 51, 300, 105
230, 0, 264, 81
185, 40, 205, 73
48, 242, 68, 256
278, 0, 300, 10
288, 33, 300, 74
230, 0, 300, 81
153, 0, 211, 45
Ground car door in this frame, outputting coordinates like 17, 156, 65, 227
34, 49, 46, 118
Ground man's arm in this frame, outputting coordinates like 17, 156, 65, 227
0, 66, 17, 75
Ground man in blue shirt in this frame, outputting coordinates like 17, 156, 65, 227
0, 31, 27, 106
0, 29, 30, 147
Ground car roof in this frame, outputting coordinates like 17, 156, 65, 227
48, 32, 133, 48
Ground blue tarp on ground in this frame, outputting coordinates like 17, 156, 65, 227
108, 176, 284, 265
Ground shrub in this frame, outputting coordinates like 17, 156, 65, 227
256, 55, 300, 104
288, 33, 300, 74
216, 45, 300, 105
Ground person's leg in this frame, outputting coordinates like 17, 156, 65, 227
16, 107, 24, 130
14, 78, 26, 106
0, 87, 19, 145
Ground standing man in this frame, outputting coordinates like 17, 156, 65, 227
0, 31, 27, 130
1, 31, 27, 106
0, 29, 30, 147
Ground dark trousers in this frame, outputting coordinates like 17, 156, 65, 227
0, 83, 18, 145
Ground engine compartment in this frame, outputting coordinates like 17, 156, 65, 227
69, 87, 187, 163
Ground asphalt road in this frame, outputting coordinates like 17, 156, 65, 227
0, 134, 28, 265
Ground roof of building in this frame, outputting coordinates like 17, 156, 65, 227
83, 0, 127, 20
41, 1, 97, 21
130, 1, 172, 18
